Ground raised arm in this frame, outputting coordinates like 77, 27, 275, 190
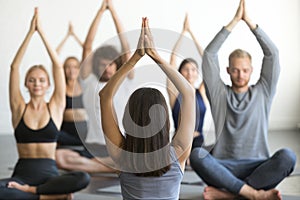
167, 16, 187, 108
9, 9, 37, 128
242, 0, 279, 96
82, 0, 107, 60
69, 22, 84, 47
144, 18, 195, 167
184, 14, 204, 57
107, 0, 130, 63
107, 0, 133, 79
56, 22, 83, 54
225, 0, 243, 31
99, 18, 145, 160
36, 10, 65, 126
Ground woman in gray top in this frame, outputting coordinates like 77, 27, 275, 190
100, 18, 195, 200
190, 0, 296, 199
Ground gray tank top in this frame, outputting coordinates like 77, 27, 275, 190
119, 147, 183, 200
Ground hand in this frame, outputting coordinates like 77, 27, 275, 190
135, 18, 146, 57
29, 8, 38, 33
233, 0, 244, 22
35, 8, 43, 34
100, 0, 109, 12
183, 13, 190, 33
68, 22, 74, 36
144, 18, 157, 58
241, 0, 256, 30
106, 0, 114, 10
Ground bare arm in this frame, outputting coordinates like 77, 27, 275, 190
183, 14, 204, 57
55, 24, 71, 54
69, 22, 84, 47
145, 19, 195, 167
9, 10, 37, 128
36, 10, 65, 127
99, 19, 145, 160
82, 1, 107, 60
225, 0, 244, 31
168, 15, 188, 108
81, 1, 108, 80
56, 22, 83, 54
107, 0, 133, 79
242, 0, 257, 30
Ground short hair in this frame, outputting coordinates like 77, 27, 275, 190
92, 45, 122, 80
24, 65, 50, 86
229, 49, 252, 67
178, 58, 198, 73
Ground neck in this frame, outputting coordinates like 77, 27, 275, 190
232, 85, 249, 94
28, 98, 46, 109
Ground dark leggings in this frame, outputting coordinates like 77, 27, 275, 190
190, 148, 296, 194
0, 158, 90, 200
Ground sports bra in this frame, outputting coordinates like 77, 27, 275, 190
65, 94, 84, 109
172, 89, 206, 134
14, 104, 59, 143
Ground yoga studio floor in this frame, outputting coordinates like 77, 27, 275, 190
0, 130, 299, 200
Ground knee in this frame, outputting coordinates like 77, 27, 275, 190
190, 148, 209, 169
75, 172, 90, 189
274, 148, 297, 172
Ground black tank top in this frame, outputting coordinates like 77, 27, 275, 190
65, 94, 84, 109
14, 104, 59, 143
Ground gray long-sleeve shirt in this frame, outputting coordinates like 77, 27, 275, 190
203, 26, 280, 159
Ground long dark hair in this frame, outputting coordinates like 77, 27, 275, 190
122, 88, 171, 177
178, 57, 198, 73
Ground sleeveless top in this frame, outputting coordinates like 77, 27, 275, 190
65, 94, 85, 109
172, 89, 206, 134
119, 147, 183, 200
14, 104, 59, 143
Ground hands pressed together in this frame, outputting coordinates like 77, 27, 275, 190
135, 17, 158, 59
227, 0, 256, 31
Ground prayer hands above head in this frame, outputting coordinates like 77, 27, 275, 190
183, 13, 190, 33
100, 0, 109, 12
68, 22, 74, 36
106, 0, 114, 10
233, 0, 244, 22
136, 17, 146, 57
144, 18, 157, 59
135, 17, 157, 59
29, 8, 38, 33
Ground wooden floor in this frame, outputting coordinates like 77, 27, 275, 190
0, 130, 299, 199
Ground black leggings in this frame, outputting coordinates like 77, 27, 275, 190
0, 158, 90, 200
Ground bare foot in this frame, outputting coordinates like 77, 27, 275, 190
203, 186, 236, 200
7, 181, 31, 192
67, 193, 74, 200
254, 189, 282, 200
40, 194, 73, 200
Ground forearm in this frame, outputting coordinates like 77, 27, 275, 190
109, 7, 130, 61
100, 52, 140, 98
11, 30, 34, 69
225, 17, 240, 32
83, 9, 106, 59
39, 29, 61, 68
55, 34, 68, 54
170, 32, 185, 66
189, 30, 204, 56
151, 52, 194, 98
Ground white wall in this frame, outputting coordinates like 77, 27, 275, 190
0, 0, 299, 134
